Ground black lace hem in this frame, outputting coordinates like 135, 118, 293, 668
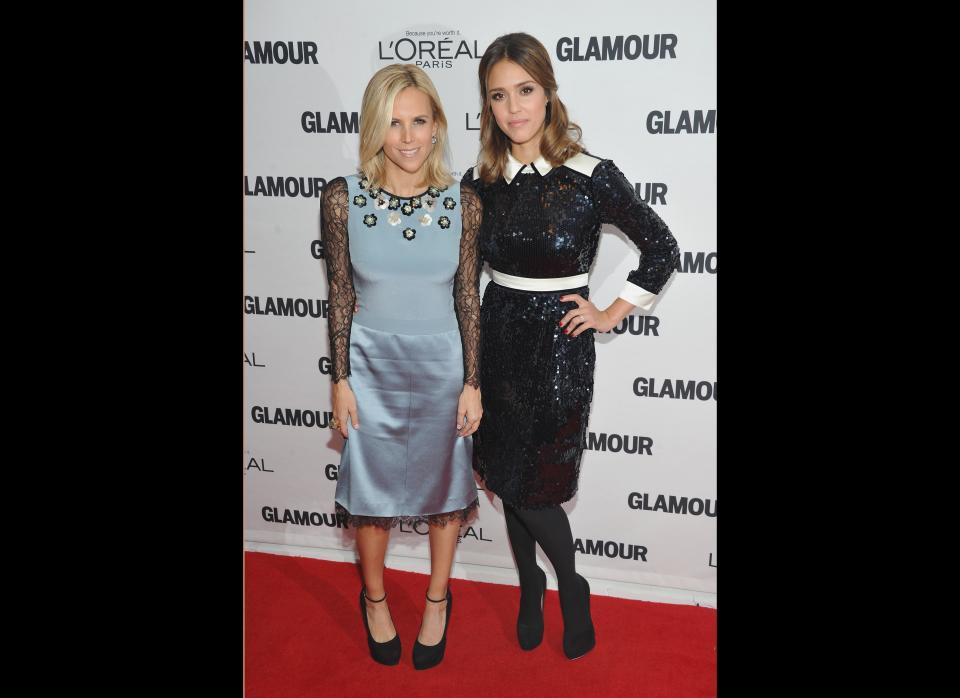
334, 499, 479, 530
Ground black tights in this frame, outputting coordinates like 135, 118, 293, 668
503, 503, 581, 615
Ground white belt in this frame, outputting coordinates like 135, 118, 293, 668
490, 269, 589, 292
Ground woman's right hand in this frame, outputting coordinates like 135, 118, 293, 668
332, 381, 359, 439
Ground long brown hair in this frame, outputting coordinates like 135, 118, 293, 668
358, 64, 453, 190
475, 33, 583, 184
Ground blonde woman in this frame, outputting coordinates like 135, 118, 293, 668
321, 64, 483, 669
463, 33, 680, 660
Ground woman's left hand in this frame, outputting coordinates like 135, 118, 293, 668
456, 385, 483, 437
559, 294, 616, 336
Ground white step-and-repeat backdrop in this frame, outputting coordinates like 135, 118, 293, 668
244, 0, 716, 606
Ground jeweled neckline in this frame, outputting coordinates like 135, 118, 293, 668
353, 173, 455, 241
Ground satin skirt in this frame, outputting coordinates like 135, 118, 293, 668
334, 322, 479, 527
474, 282, 596, 509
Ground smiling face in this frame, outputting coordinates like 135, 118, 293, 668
486, 59, 549, 151
381, 86, 438, 180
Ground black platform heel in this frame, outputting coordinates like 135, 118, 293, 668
412, 589, 452, 670
517, 566, 547, 650
561, 574, 595, 660
359, 588, 401, 666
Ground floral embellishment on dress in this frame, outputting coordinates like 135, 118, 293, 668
443, 197, 456, 210
419, 213, 432, 226
353, 194, 367, 207
368, 187, 381, 199
388, 196, 400, 210
376, 198, 388, 210
411, 196, 422, 209
363, 213, 377, 227
359, 177, 369, 189
438, 216, 451, 229
427, 185, 441, 198
388, 212, 401, 226
401, 203, 414, 216
402, 227, 416, 240
424, 198, 436, 212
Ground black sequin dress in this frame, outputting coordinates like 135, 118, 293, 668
462, 152, 680, 509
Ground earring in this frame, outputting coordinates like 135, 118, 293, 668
431, 135, 437, 144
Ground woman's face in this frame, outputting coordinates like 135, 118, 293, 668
381, 86, 437, 178
486, 59, 549, 150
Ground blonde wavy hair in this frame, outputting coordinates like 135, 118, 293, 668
358, 64, 453, 190
475, 33, 583, 184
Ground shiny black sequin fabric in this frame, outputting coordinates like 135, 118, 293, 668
463, 154, 680, 508
474, 283, 595, 508
469, 157, 679, 287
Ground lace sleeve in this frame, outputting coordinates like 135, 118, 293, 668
455, 183, 482, 388
593, 159, 680, 295
320, 177, 355, 383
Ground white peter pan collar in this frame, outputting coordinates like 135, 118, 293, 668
504, 151, 553, 184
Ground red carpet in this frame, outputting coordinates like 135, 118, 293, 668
245, 551, 716, 697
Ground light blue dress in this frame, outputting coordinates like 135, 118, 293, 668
322, 174, 481, 528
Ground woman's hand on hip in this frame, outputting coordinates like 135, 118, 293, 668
558, 294, 616, 336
